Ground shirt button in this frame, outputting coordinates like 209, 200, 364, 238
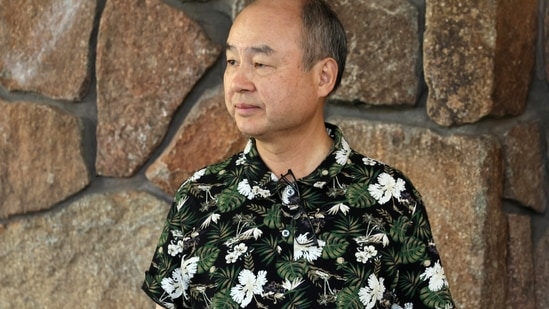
281, 229, 290, 237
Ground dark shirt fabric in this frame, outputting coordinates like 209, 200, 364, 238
142, 123, 455, 309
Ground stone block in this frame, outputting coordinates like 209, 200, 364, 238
330, 117, 507, 308
0, 100, 90, 218
0, 0, 96, 100
146, 87, 247, 195
95, 0, 221, 177
0, 190, 168, 308
535, 226, 549, 309
331, 0, 420, 105
506, 214, 535, 309
545, 0, 549, 79
424, 0, 537, 126
502, 121, 547, 212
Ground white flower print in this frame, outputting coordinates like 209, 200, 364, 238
161, 255, 199, 300
238, 179, 271, 200
234, 243, 248, 254
225, 243, 248, 264
251, 186, 271, 198
241, 227, 263, 240
161, 268, 184, 299
236, 155, 245, 166
236, 142, 253, 165
334, 137, 351, 165
230, 269, 268, 308
243, 140, 252, 154
238, 179, 254, 199
176, 168, 207, 192
171, 229, 184, 238
355, 245, 378, 263
200, 213, 220, 229
189, 168, 206, 182
356, 232, 390, 248
167, 240, 184, 256
392, 303, 413, 309
419, 261, 448, 292
358, 273, 386, 309
293, 233, 326, 262
362, 157, 377, 166
313, 181, 327, 188
282, 278, 304, 291
327, 203, 350, 215
368, 172, 406, 204
226, 251, 239, 264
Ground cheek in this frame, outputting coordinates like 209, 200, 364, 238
224, 94, 234, 115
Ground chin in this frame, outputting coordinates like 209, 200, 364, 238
236, 125, 265, 139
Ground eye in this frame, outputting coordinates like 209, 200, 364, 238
226, 59, 238, 66
254, 62, 267, 68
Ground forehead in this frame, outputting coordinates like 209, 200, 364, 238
226, 1, 303, 52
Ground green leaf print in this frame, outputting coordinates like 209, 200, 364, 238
217, 185, 246, 213
256, 234, 280, 265
195, 245, 219, 274
420, 286, 453, 308
211, 265, 241, 290
398, 270, 421, 298
335, 286, 363, 308
263, 204, 283, 229
411, 209, 432, 240
332, 215, 365, 236
389, 216, 412, 243
208, 220, 234, 244
281, 289, 314, 309
210, 290, 240, 309
381, 247, 400, 277
399, 236, 426, 264
339, 262, 370, 288
143, 272, 163, 297
348, 163, 376, 184
346, 182, 375, 208
320, 232, 349, 259
276, 259, 307, 281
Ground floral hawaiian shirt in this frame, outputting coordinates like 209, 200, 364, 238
142, 123, 455, 309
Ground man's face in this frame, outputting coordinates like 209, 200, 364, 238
223, 0, 323, 141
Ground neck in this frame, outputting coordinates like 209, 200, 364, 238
255, 122, 333, 179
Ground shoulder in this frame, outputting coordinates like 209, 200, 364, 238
345, 149, 424, 207
173, 151, 243, 196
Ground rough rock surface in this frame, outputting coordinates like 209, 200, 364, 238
0, 100, 90, 218
331, 0, 420, 105
535, 226, 549, 309
146, 87, 247, 195
95, 0, 221, 177
0, 0, 96, 100
0, 190, 168, 308
506, 214, 535, 309
424, 0, 537, 126
502, 122, 547, 213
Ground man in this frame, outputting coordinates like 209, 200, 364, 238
143, 0, 455, 308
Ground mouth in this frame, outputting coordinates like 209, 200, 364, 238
235, 103, 258, 109
234, 103, 260, 115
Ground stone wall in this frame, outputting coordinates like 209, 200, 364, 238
0, 0, 547, 308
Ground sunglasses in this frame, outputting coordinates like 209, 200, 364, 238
278, 169, 319, 246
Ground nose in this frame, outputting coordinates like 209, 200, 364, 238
227, 65, 255, 93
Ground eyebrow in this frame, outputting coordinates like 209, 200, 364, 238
225, 43, 275, 56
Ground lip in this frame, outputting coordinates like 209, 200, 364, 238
234, 103, 260, 116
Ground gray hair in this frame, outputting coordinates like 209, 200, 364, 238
300, 0, 348, 92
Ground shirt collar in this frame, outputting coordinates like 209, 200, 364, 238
241, 123, 351, 186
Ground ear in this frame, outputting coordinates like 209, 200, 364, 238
317, 57, 338, 97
